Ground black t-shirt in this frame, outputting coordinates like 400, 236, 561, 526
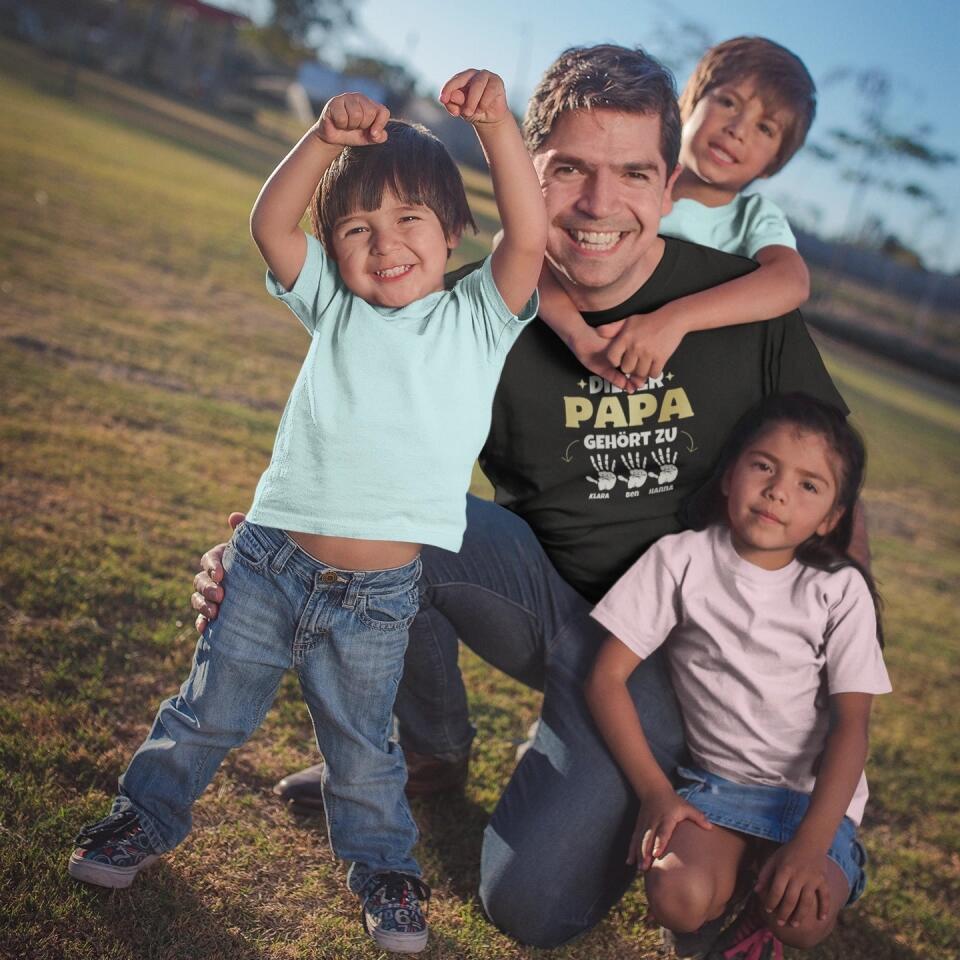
472, 236, 847, 602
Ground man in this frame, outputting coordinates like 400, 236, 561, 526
193, 45, 854, 948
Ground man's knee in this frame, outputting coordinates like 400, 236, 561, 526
479, 865, 589, 949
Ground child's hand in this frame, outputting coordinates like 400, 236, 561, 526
564, 320, 637, 393
605, 306, 687, 382
314, 93, 390, 147
755, 838, 832, 929
627, 787, 712, 871
440, 70, 509, 125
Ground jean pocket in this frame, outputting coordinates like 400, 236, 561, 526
230, 521, 272, 569
357, 586, 419, 632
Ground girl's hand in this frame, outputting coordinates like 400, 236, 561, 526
628, 787, 712, 871
314, 93, 390, 147
755, 838, 832, 928
440, 69, 509, 125
605, 307, 687, 382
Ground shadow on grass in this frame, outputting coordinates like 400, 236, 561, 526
0, 845, 262, 960
413, 790, 492, 903
815, 909, 927, 960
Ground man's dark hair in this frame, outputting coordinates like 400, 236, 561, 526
310, 119, 477, 252
522, 44, 681, 171
678, 36, 817, 176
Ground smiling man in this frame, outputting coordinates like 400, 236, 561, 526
193, 45, 851, 948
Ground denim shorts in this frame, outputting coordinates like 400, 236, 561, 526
675, 766, 868, 905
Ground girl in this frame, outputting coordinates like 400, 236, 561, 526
585, 394, 890, 958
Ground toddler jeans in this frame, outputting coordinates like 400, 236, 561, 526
113, 520, 422, 892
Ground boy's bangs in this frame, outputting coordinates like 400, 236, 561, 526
317, 120, 476, 248
346, 154, 433, 218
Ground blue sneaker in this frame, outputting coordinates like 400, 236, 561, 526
359, 871, 430, 953
68, 809, 159, 889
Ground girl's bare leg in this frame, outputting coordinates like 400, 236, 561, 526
760, 855, 850, 950
645, 821, 749, 934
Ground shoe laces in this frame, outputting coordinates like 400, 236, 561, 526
74, 809, 142, 848
722, 925, 783, 960
361, 871, 431, 931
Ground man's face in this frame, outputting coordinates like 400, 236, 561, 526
532, 108, 679, 311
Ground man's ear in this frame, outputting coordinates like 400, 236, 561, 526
447, 230, 462, 253
816, 505, 845, 538
660, 164, 682, 217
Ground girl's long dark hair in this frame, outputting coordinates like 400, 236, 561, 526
683, 393, 884, 645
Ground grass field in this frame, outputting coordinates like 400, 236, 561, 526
1, 40, 958, 960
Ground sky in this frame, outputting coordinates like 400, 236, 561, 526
225, 0, 960, 272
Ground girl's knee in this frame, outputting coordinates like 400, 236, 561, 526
645, 865, 719, 933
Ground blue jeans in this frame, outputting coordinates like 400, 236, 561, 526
395, 495, 688, 947
115, 520, 422, 892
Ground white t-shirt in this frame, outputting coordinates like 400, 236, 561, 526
590, 525, 891, 823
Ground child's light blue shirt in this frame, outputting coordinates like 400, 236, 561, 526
246, 235, 538, 551
660, 193, 796, 257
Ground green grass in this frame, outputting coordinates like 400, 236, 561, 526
1, 39, 958, 959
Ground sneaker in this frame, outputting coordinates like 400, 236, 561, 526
359, 871, 431, 953
67, 809, 159, 889
704, 898, 783, 960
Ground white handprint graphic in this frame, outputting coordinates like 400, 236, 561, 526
617, 453, 649, 489
650, 447, 679, 484
587, 454, 618, 491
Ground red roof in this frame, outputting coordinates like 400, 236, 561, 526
169, 0, 250, 25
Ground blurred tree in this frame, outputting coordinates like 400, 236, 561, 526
269, 0, 354, 40
341, 53, 416, 111
247, 0, 356, 65
807, 67, 956, 252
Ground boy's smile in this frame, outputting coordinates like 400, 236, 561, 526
722, 423, 843, 570
331, 191, 456, 308
678, 79, 790, 205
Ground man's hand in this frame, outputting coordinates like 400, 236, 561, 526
191, 512, 245, 633
439, 69, 509, 125
605, 307, 687, 382
314, 92, 390, 147
755, 838, 832, 928
628, 786, 712, 871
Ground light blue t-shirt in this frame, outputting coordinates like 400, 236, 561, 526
246, 235, 538, 552
660, 193, 796, 257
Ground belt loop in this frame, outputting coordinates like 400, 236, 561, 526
342, 570, 364, 609
270, 537, 297, 575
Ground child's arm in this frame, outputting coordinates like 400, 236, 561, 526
250, 94, 390, 291
585, 635, 712, 869
606, 244, 810, 381
754, 692, 873, 928
538, 265, 633, 390
439, 70, 546, 314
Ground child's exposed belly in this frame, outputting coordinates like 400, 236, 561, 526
285, 530, 421, 571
